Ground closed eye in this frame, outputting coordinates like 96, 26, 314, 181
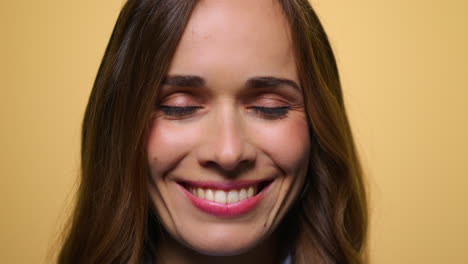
248, 106, 290, 119
157, 105, 290, 119
158, 105, 202, 117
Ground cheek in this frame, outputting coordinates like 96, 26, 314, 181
251, 114, 310, 175
249, 113, 310, 226
147, 120, 199, 175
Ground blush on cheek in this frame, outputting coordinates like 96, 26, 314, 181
147, 120, 201, 174
251, 117, 310, 174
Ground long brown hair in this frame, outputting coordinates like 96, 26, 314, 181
58, 0, 368, 263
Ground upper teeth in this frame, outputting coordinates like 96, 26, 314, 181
188, 186, 256, 204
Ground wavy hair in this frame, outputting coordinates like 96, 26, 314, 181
58, 0, 368, 263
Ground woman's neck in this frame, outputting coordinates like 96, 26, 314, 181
154, 230, 285, 264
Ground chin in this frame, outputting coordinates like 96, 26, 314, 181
179, 229, 268, 256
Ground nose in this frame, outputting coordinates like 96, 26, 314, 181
197, 105, 256, 173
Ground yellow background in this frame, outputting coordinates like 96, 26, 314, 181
1, 0, 467, 263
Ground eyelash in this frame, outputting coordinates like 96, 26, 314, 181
249, 106, 290, 118
157, 105, 290, 119
158, 106, 202, 116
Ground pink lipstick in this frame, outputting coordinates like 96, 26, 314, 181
177, 179, 273, 218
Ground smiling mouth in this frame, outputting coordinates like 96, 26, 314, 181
178, 179, 273, 205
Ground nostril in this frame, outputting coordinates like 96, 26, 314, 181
196, 138, 257, 175
216, 157, 245, 171
201, 159, 255, 175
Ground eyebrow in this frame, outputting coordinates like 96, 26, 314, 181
162, 75, 205, 88
245, 76, 300, 91
162, 75, 300, 91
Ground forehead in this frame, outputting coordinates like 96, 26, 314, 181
168, 0, 296, 81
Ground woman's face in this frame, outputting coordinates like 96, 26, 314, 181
147, 0, 310, 256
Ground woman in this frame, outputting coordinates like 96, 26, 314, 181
58, 0, 368, 263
